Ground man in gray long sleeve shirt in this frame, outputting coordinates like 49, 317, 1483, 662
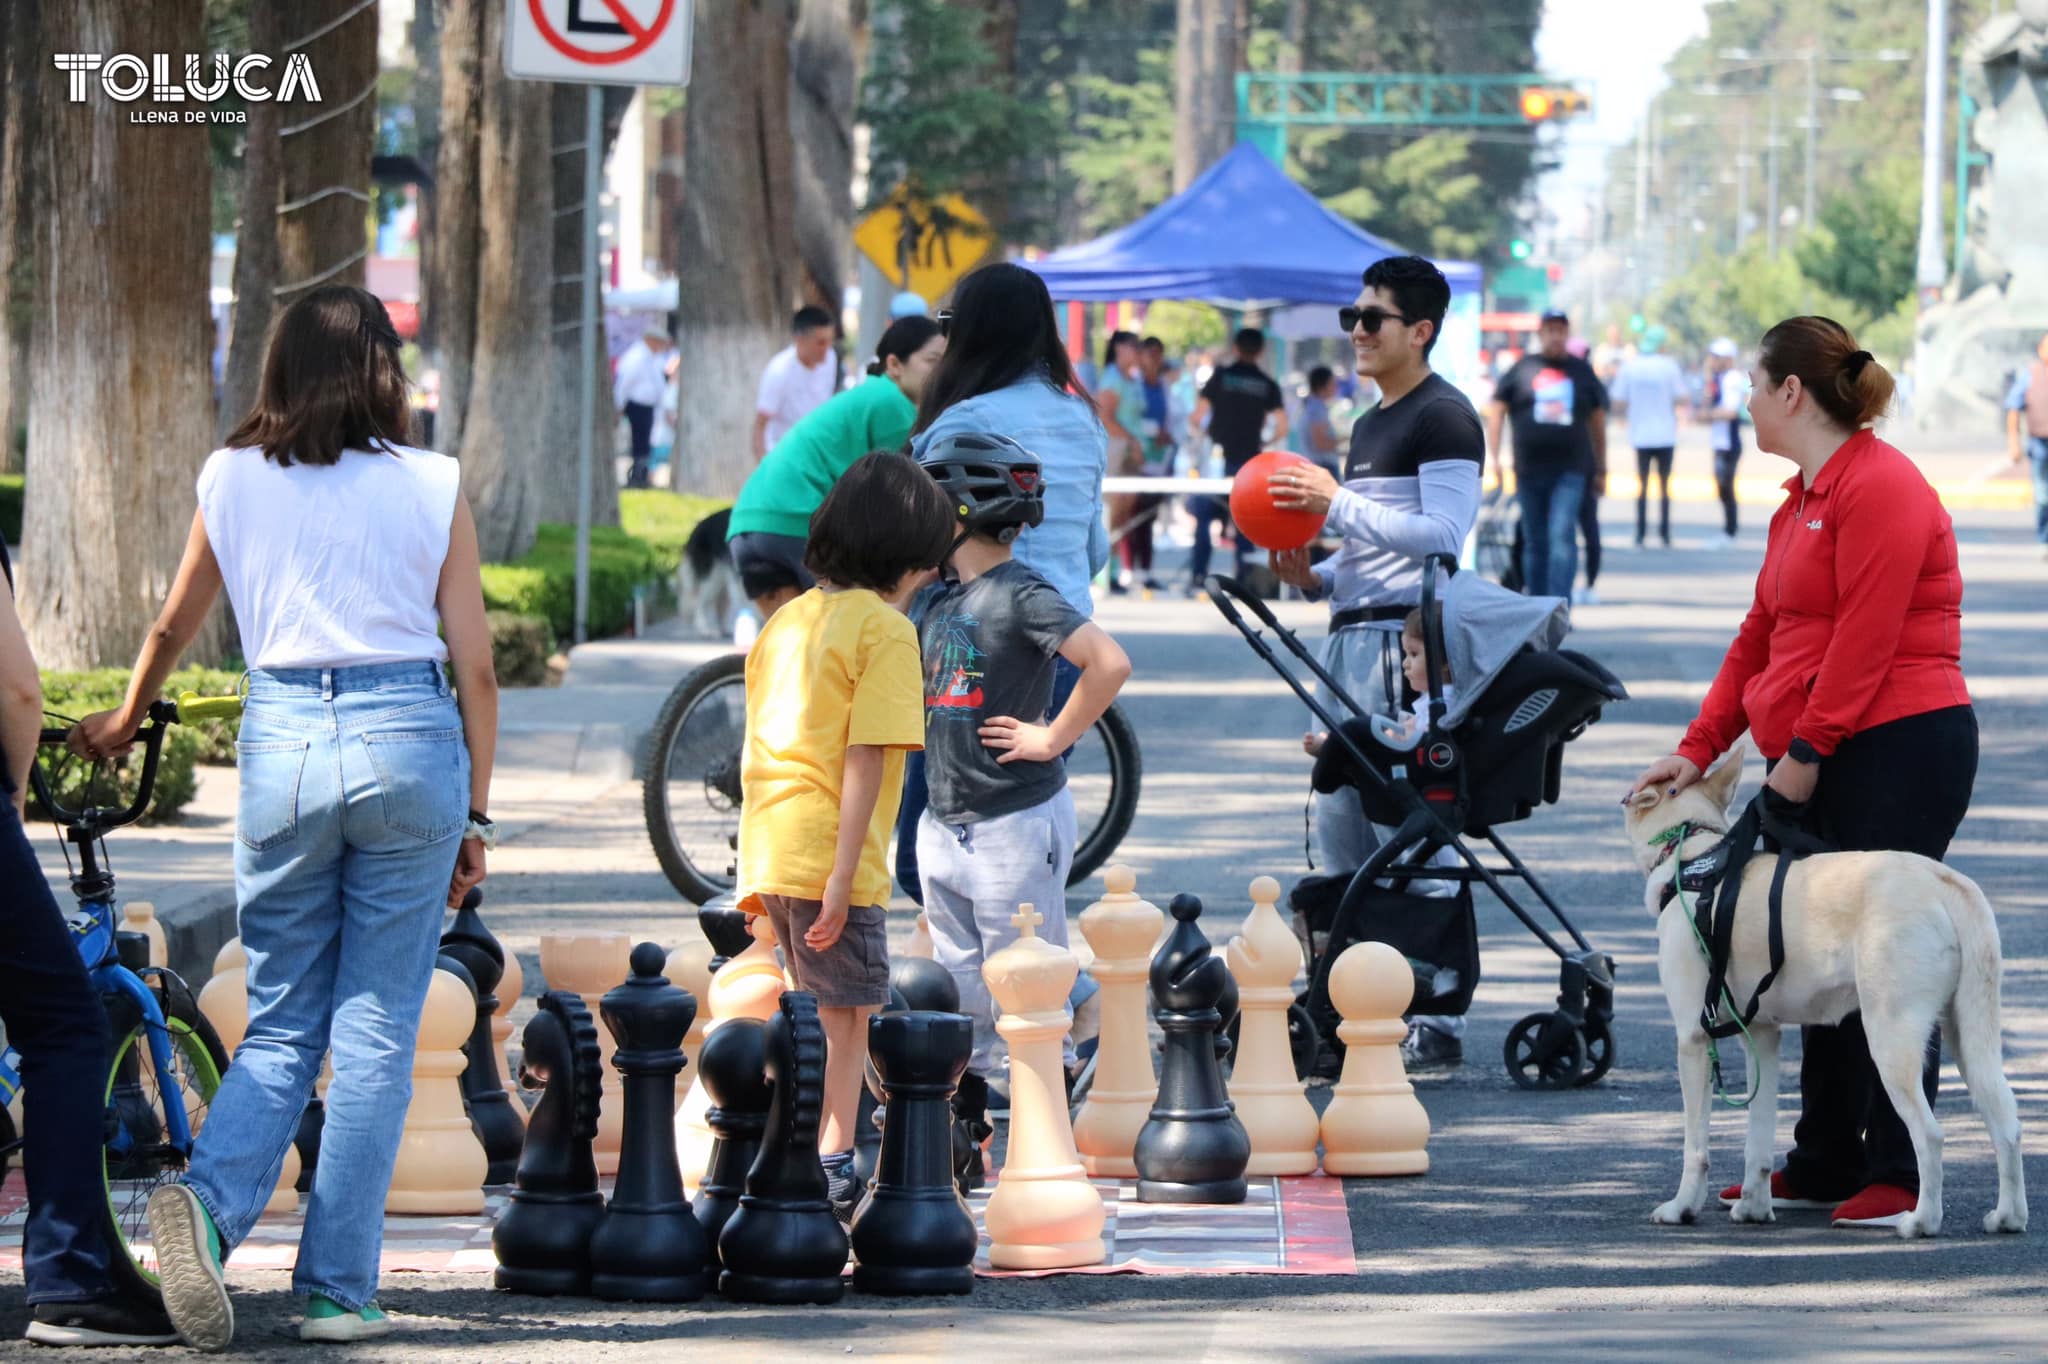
1271, 256, 1483, 1068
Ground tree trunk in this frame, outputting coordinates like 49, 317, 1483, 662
23, 0, 218, 667
275, 0, 378, 306
430, 0, 485, 456
791, 0, 861, 311
0, 0, 39, 476
675, 0, 801, 500
1174, 0, 1242, 192
219, 0, 282, 441
411, 0, 443, 352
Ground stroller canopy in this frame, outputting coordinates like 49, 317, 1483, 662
1436, 574, 1569, 732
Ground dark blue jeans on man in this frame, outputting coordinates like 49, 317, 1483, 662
0, 798, 119, 1304
1516, 465, 1587, 599
2027, 436, 2048, 545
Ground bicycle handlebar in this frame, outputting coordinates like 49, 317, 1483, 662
32, 694, 243, 834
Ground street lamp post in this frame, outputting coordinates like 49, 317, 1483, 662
1915, 0, 1950, 300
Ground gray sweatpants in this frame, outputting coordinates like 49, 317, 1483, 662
917, 788, 1077, 1079
1311, 621, 1466, 1040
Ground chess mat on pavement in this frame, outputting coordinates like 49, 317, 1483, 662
2, 1176, 1356, 1278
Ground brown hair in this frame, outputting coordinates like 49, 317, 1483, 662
805, 451, 957, 592
224, 286, 413, 466
1402, 605, 1451, 683
1757, 315, 1895, 431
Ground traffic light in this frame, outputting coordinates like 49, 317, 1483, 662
1509, 238, 1532, 261
1520, 86, 1591, 122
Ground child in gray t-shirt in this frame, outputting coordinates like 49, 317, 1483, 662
913, 458, 1132, 1089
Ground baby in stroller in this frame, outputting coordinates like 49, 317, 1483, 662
1303, 605, 1455, 758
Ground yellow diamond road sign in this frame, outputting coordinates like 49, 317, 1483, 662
854, 186, 993, 302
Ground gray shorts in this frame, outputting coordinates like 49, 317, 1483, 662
756, 895, 890, 1008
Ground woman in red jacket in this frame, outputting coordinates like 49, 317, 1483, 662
1629, 316, 1975, 1231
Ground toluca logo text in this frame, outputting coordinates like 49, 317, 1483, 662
54, 54, 321, 125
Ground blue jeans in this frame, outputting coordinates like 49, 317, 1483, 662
1517, 466, 1587, 599
183, 662, 468, 1310
0, 799, 118, 1304
2027, 437, 2048, 544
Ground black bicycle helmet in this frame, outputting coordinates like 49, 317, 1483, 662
918, 431, 1047, 544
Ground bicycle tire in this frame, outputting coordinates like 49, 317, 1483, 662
100, 977, 228, 1300
1068, 702, 1142, 887
642, 653, 749, 905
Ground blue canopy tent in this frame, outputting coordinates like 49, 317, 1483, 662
1025, 142, 1480, 308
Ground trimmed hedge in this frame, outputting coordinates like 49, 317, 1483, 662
0, 473, 21, 545
618, 490, 730, 575
488, 610, 555, 687
32, 667, 245, 822
480, 523, 668, 641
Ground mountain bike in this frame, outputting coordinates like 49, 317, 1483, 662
0, 692, 243, 1298
642, 653, 1142, 905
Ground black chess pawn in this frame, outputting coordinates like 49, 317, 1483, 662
692, 1017, 772, 1261
493, 991, 606, 1295
589, 942, 709, 1301
884, 959, 984, 1195
699, 894, 753, 973
1134, 894, 1251, 1205
850, 1012, 977, 1296
440, 888, 525, 1184
717, 992, 849, 1304
890, 956, 961, 1013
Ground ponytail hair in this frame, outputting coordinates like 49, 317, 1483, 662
1757, 315, 1896, 430
865, 315, 943, 377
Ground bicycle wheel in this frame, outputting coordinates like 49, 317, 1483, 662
1066, 702, 1142, 886
643, 653, 748, 904
101, 976, 228, 1298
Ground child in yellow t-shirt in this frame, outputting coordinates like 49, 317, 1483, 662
736, 451, 957, 1216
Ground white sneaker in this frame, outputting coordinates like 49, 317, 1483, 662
1572, 586, 1600, 606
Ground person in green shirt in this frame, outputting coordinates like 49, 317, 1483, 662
728, 314, 946, 618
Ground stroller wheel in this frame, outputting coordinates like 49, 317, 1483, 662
1503, 1011, 1588, 1091
1576, 1016, 1616, 1087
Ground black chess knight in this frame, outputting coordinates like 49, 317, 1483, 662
692, 1017, 772, 1261
492, 991, 605, 1294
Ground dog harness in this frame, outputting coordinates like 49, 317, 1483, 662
1649, 793, 1831, 1043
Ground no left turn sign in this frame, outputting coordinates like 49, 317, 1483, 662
504, 0, 693, 86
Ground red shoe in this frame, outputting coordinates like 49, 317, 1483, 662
1718, 1168, 1835, 1210
1831, 1183, 1918, 1229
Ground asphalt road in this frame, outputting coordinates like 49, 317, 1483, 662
5, 499, 2045, 1360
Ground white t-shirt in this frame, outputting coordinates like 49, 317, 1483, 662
755, 345, 837, 451
1609, 354, 1686, 450
1712, 370, 1752, 454
613, 341, 668, 409
196, 444, 461, 670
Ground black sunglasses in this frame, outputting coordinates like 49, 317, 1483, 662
937, 308, 954, 337
1339, 305, 1413, 335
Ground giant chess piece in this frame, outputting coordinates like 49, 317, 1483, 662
1225, 877, 1321, 1176
699, 894, 754, 972
494, 949, 528, 1124
539, 931, 632, 1176
589, 942, 709, 1301
850, 1011, 976, 1296
677, 914, 788, 1193
717, 992, 849, 1304
691, 1017, 772, 1260
387, 960, 490, 1214
195, 938, 299, 1214
852, 983, 909, 1190
886, 957, 983, 1195
1319, 942, 1430, 1176
1074, 866, 1164, 1177
494, 991, 606, 1294
441, 889, 525, 1184
666, 938, 716, 1076
1134, 895, 1250, 1204
982, 905, 1106, 1270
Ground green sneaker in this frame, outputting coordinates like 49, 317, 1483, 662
299, 1295, 394, 1343
146, 1184, 233, 1353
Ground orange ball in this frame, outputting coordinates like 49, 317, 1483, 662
1229, 451, 1328, 552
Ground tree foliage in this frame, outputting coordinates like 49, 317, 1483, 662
1794, 158, 1920, 322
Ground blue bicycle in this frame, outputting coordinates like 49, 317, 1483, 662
0, 692, 242, 1297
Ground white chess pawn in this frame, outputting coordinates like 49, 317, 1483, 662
1072, 866, 1163, 1178
666, 937, 716, 1076
195, 939, 299, 1212
120, 900, 165, 967
539, 932, 632, 1176
675, 914, 787, 1193
494, 948, 527, 1125
385, 967, 490, 1213
1226, 877, 1321, 1176
1318, 942, 1430, 1176
983, 904, 1106, 1270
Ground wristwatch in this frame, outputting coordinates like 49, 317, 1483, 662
1785, 738, 1822, 766
464, 809, 498, 850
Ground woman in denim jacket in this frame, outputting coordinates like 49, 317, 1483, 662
74, 287, 497, 1349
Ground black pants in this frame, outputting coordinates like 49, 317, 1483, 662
1713, 441, 1741, 536
623, 400, 655, 489
0, 799, 119, 1303
1635, 446, 1673, 543
1578, 487, 1602, 588
1778, 704, 1978, 1196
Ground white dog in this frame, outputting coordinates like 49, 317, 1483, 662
1624, 745, 2026, 1238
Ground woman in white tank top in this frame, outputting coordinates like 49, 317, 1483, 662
73, 287, 497, 1348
